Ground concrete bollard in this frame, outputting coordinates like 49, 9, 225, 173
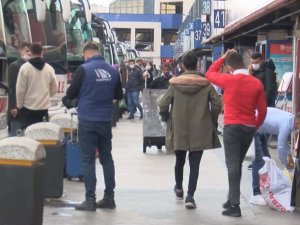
25, 122, 65, 198
0, 137, 46, 225
49, 113, 78, 134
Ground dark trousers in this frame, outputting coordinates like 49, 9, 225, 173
223, 124, 256, 205
78, 118, 115, 200
175, 150, 203, 197
20, 107, 48, 129
252, 133, 271, 195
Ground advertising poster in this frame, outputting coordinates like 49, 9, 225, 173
269, 41, 293, 113
269, 42, 293, 81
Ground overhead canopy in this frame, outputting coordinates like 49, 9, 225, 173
203, 0, 300, 44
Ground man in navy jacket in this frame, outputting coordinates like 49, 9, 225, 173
67, 42, 123, 211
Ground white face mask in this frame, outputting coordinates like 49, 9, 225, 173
129, 64, 135, 69
22, 55, 31, 61
145, 65, 151, 70
252, 63, 260, 71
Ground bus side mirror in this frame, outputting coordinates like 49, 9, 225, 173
61, 0, 71, 23
34, 0, 46, 22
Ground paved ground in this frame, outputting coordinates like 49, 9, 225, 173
43, 116, 300, 225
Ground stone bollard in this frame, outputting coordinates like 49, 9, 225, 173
49, 113, 78, 135
0, 137, 46, 225
25, 122, 65, 198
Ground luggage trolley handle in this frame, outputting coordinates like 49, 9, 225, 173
70, 112, 78, 143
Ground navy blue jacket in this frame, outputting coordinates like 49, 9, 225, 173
66, 55, 123, 122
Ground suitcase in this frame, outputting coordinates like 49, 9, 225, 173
66, 113, 83, 181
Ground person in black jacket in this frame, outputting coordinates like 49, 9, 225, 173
148, 63, 172, 89
126, 59, 143, 119
7, 42, 31, 136
249, 52, 277, 107
66, 42, 123, 211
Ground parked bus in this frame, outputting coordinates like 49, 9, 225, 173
66, 0, 92, 76
92, 15, 119, 65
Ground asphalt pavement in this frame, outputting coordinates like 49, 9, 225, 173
43, 115, 300, 225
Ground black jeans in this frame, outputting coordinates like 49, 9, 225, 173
20, 107, 48, 129
223, 124, 256, 205
175, 150, 203, 197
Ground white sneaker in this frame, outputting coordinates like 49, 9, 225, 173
249, 195, 267, 205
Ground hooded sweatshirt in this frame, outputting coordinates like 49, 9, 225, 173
16, 57, 57, 110
159, 72, 222, 151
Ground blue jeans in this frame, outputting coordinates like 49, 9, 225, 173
252, 133, 271, 195
127, 90, 143, 118
78, 118, 115, 200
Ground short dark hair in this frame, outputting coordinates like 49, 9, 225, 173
182, 51, 197, 70
128, 59, 135, 63
83, 41, 100, 53
30, 43, 43, 55
226, 52, 245, 70
251, 52, 262, 60
19, 42, 31, 50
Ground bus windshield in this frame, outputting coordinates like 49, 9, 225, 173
2, 0, 31, 62
25, 0, 67, 72
66, 1, 92, 72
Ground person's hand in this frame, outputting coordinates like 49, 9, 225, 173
10, 108, 18, 118
287, 154, 295, 170
248, 64, 254, 74
221, 49, 236, 59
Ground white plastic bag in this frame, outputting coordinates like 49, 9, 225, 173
259, 157, 294, 212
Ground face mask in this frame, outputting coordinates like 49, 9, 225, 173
22, 55, 31, 61
129, 64, 135, 69
252, 63, 260, 71
145, 65, 151, 70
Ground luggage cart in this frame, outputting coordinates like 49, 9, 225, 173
142, 89, 167, 153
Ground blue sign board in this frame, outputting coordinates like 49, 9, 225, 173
202, 22, 211, 37
214, 10, 225, 28
193, 19, 202, 48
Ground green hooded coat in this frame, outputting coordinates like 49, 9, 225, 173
159, 73, 222, 152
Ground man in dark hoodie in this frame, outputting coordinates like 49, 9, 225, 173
159, 51, 221, 209
16, 43, 57, 129
249, 52, 277, 107
7, 42, 31, 135
126, 59, 143, 119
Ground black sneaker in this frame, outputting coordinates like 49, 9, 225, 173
96, 197, 116, 209
222, 200, 231, 209
185, 195, 196, 209
75, 200, 96, 212
174, 185, 184, 200
222, 205, 241, 217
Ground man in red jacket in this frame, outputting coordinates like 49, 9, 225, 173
207, 50, 267, 217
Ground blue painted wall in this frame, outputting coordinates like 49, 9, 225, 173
161, 45, 174, 58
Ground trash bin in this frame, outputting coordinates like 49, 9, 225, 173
0, 137, 46, 225
25, 122, 65, 198
142, 89, 167, 153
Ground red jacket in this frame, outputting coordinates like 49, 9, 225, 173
206, 58, 267, 128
